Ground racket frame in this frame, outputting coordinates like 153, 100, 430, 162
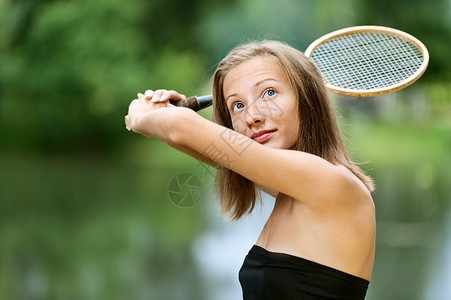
305, 25, 429, 97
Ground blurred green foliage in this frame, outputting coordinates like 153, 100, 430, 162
0, 0, 233, 154
0, 0, 451, 299
0, 0, 450, 155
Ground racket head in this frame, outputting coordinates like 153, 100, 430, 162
305, 25, 429, 97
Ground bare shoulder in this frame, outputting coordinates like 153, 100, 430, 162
306, 164, 375, 213
336, 165, 373, 201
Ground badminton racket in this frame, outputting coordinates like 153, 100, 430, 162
125, 25, 428, 129
304, 25, 428, 97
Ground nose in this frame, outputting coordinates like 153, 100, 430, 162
245, 103, 265, 129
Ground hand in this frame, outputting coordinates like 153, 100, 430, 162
142, 89, 186, 104
125, 89, 186, 135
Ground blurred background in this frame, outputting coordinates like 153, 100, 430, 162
1, 0, 450, 299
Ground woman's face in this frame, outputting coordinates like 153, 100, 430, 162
223, 56, 300, 150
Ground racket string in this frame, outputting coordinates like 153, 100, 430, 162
309, 32, 424, 91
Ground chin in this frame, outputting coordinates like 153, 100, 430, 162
256, 134, 296, 149
261, 141, 289, 150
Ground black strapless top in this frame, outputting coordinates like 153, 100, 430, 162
239, 245, 369, 299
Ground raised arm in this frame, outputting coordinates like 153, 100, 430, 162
171, 111, 361, 207
127, 95, 366, 210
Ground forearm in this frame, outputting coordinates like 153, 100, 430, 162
163, 141, 219, 168
170, 111, 246, 171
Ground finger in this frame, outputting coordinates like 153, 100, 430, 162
125, 115, 131, 131
151, 90, 165, 102
144, 90, 154, 100
137, 93, 144, 99
159, 91, 172, 102
159, 90, 186, 102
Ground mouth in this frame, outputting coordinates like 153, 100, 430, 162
251, 130, 276, 143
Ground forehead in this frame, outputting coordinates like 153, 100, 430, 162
223, 56, 289, 93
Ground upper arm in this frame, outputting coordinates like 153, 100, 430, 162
245, 147, 358, 208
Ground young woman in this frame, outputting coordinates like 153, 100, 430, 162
127, 40, 376, 299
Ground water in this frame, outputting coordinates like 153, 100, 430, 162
192, 164, 451, 300
192, 193, 274, 300
1, 115, 450, 299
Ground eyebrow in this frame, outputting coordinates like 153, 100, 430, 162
254, 78, 278, 87
225, 78, 279, 103
225, 93, 238, 103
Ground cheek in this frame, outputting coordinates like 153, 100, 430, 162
290, 101, 301, 130
285, 107, 301, 142
231, 115, 247, 133
285, 119, 300, 149
293, 114, 301, 139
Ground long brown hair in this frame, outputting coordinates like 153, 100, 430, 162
212, 40, 374, 220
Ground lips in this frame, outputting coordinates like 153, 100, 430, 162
251, 130, 276, 143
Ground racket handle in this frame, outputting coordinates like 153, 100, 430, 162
125, 94, 213, 131
171, 94, 213, 111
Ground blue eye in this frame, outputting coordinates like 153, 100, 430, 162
232, 102, 244, 111
263, 89, 276, 97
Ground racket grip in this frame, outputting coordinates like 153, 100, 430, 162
125, 94, 213, 131
170, 95, 213, 111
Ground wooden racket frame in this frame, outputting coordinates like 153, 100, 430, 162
304, 25, 429, 97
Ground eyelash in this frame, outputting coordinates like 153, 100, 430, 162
263, 88, 276, 98
230, 88, 277, 112
231, 102, 244, 112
